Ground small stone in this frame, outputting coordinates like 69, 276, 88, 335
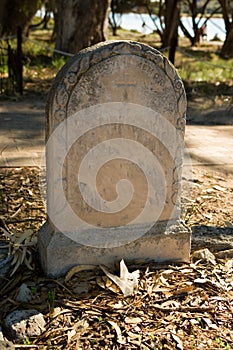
0, 327, 14, 349
192, 248, 216, 265
16, 283, 32, 303
0, 255, 13, 287
0, 341, 14, 349
0, 326, 4, 341
4, 309, 46, 340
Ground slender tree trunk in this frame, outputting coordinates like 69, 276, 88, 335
55, 0, 110, 54
0, 0, 7, 35
169, 32, 178, 64
162, 0, 181, 63
218, 0, 233, 58
110, 0, 118, 36
221, 22, 233, 58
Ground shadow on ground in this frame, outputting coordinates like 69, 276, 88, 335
191, 225, 233, 252
187, 108, 233, 126
185, 81, 233, 126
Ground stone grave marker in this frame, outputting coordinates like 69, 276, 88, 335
38, 40, 191, 277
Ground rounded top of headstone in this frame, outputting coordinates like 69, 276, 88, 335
50, 40, 183, 92
47, 40, 186, 136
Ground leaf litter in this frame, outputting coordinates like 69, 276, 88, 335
0, 167, 232, 349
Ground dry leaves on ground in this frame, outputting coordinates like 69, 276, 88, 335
0, 167, 46, 233
0, 256, 232, 349
182, 167, 233, 228
0, 166, 232, 349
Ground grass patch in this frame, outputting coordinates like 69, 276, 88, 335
178, 58, 233, 83
6, 23, 230, 99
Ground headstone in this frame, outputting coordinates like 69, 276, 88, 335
38, 40, 191, 277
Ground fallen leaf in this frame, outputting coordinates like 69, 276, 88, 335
213, 185, 226, 192
127, 331, 141, 339
202, 317, 218, 330
108, 320, 125, 344
159, 274, 170, 286
100, 260, 139, 296
192, 248, 216, 265
67, 329, 76, 343
74, 319, 89, 332
194, 278, 209, 284
225, 221, 233, 228
112, 301, 124, 309
96, 276, 106, 289
65, 264, 97, 283
171, 333, 183, 350
125, 317, 142, 324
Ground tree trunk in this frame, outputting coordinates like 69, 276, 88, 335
169, 33, 178, 64
180, 0, 219, 47
0, 0, 7, 35
55, 0, 110, 54
161, 0, 181, 64
109, 0, 118, 36
221, 22, 233, 58
218, 0, 233, 58
0, 0, 39, 36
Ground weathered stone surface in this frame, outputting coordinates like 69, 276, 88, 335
16, 283, 32, 303
0, 341, 14, 350
0, 245, 13, 287
39, 40, 190, 276
192, 248, 216, 265
40, 221, 190, 277
0, 326, 14, 350
0, 326, 4, 341
4, 309, 46, 340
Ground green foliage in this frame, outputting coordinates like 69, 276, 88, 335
154, 345, 163, 350
210, 34, 222, 41
7, 17, 232, 101
22, 27, 69, 85
52, 57, 67, 70
214, 337, 231, 349
48, 289, 56, 302
23, 336, 31, 345
22, 33, 54, 59
177, 51, 233, 85
30, 286, 38, 295
48, 290, 56, 313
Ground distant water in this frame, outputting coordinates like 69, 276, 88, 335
111, 13, 226, 41
36, 8, 226, 42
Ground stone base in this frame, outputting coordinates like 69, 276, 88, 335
38, 221, 191, 277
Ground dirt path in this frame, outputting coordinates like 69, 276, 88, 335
0, 95, 232, 172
